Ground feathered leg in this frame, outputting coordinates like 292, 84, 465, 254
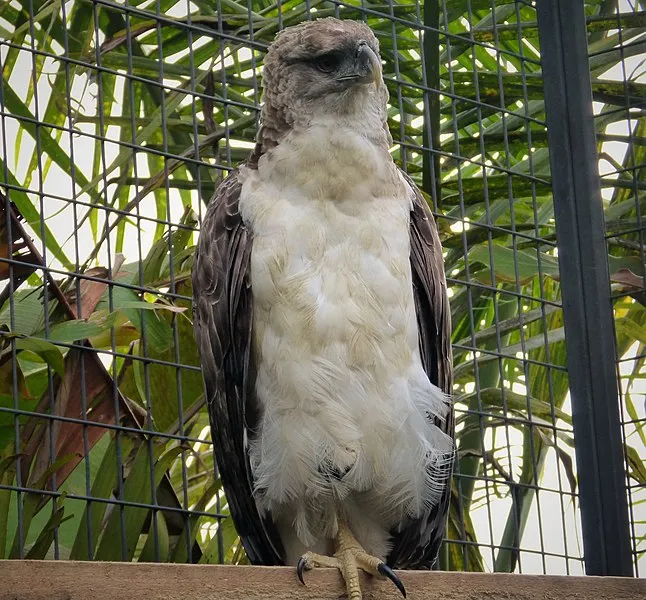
296, 519, 406, 600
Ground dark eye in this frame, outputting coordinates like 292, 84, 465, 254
313, 53, 341, 73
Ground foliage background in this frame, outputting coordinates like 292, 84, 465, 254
0, 0, 644, 574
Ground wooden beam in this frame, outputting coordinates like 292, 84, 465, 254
1, 560, 644, 600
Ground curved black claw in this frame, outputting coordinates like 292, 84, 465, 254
297, 556, 308, 585
377, 563, 406, 598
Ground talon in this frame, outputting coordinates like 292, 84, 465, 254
377, 563, 406, 598
297, 556, 308, 585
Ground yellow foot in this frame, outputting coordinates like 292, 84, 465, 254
296, 522, 406, 600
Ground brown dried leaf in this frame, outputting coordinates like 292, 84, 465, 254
66, 254, 125, 318
611, 267, 646, 306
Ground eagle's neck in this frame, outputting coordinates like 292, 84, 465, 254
251, 84, 392, 166
252, 116, 403, 202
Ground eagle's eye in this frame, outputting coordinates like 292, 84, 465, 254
312, 52, 342, 73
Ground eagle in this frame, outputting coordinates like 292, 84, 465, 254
192, 18, 454, 600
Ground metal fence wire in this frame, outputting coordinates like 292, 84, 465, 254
0, 0, 643, 578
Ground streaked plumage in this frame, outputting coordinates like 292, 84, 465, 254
192, 17, 454, 577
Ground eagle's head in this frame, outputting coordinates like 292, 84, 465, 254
257, 18, 390, 151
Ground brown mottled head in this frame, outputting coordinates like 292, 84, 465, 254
253, 18, 388, 156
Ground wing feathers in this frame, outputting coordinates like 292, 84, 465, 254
192, 169, 284, 564
386, 172, 455, 569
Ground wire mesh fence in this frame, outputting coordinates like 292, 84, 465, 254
0, 0, 643, 577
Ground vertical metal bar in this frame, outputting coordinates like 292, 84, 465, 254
536, 0, 633, 577
422, 0, 440, 208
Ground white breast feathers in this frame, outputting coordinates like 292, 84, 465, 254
238, 122, 453, 562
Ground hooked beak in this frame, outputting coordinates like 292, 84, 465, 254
336, 40, 381, 86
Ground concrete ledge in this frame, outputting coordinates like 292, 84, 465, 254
0, 560, 644, 599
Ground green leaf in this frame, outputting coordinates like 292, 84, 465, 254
446, 484, 486, 571
0, 453, 20, 559
0, 287, 57, 337
94, 444, 183, 561
0, 161, 72, 269
615, 316, 646, 345
0, 358, 29, 399
14, 338, 65, 378
35, 319, 107, 344
137, 510, 169, 562
70, 435, 135, 560
535, 428, 577, 497
456, 387, 572, 424
626, 444, 646, 485
0, 78, 104, 213
117, 301, 188, 314
469, 244, 560, 284
118, 281, 202, 433
454, 304, 561, 350
25, 492, 73, 559
9, 454, 76, 558
96, 287, 174, 352
171, 480, 220, 563
454, 327, 567, 382
199, 509, 240, 564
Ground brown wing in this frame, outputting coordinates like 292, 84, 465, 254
386, 172, 455, 569
192, 169, 284, 565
